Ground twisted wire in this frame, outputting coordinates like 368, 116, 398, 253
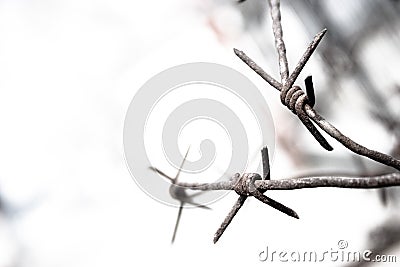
281, 85, 333, 151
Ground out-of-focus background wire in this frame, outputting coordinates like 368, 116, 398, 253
0, 0, 400, 266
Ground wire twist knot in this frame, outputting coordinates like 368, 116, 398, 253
281, 85, 312, 115
278, 79, 333, 151
234, 173, 262, 195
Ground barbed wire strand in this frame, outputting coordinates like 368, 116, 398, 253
213, 195, 247, 244
153, 0, 400, 244
185, 0, 400, 243
210, 146, 300, 243
175, 146, 400, 243
177, 172, 400, 192
268, 0, 289, 84
233, 0, 400, 171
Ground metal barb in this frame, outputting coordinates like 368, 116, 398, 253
171, 202, 184, 244
148, 166, 174, 182
171, 145, 400, 244
234, 48, 281, 90
252, 189, 299, 219
304, 76, 315, 107
235, 32, 400, 168
149, 145, 210, 244
213, 195, 247, 244
173, 146, 191, 183
282, 85, 333, 151
284, 28, 327, 90
234, 28, 332, 151
213, 147, 299, 243
261, 146, 271, 180
268, 0, 290, 84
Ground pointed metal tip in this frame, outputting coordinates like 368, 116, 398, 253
213, 222, 229, 244
174, 146, 191, 183
322, 141, 334, 151
149, 166, 174, 182
321, 143, 334, 151
194, 203, 212, 210
315, 133, 334, 151
304, 75, 315, 108
315, 28, 327, 40
282, 206, 300, 219
148, 166, 161, 173
213, 235, 219, 244
233, 48, 241, 55
284, 208, 300, 219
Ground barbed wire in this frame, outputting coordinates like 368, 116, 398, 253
152, 0, 400, 244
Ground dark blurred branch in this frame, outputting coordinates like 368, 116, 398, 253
346, 219, 400, 267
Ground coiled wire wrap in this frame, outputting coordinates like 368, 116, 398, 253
281, 84, 333, 151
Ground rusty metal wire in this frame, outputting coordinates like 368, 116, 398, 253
234, 0, 400, 170
195, 0, 400, 243
177, 172, 400, 192
174, 146, 400, 243
152, 0, 400, 244
268, 0, 289, 84
235, 28, 334, 151
211, 146, 299, 243
150, 147, 210, 244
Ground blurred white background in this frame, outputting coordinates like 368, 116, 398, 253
0, 0, 400, 266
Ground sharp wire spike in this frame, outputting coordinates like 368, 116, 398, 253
252, 189, 299, 219
188, 191, 205, 199
183, 197, 211, 210
149, 166, 174, 182
174, 146, 191, 183
171, 201, 184, 244
152, 145, 210, 244
261, 146, 270, 180
213, 195, 247, 244
212, 146, 299, 243
155, 0, 400, 244
305, 76, 316, 107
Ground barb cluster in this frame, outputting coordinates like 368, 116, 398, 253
213, 147, 298, 243
152, 145, 400, 243
149, 0, 400, 244
150, 147, 210, 244
234, 0, 400, 171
